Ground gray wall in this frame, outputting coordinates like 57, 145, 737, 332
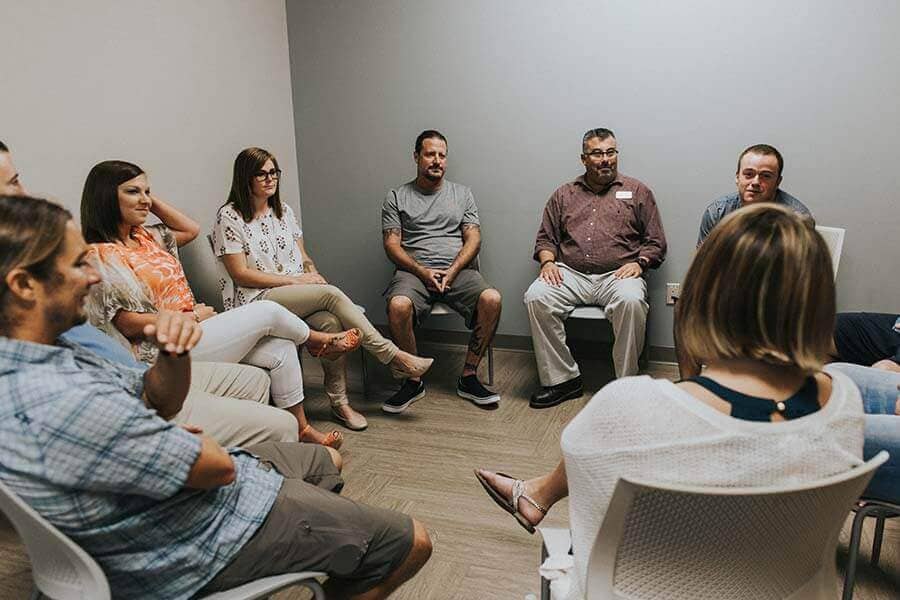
1, 0, 300, 309
286, 0, 900, 349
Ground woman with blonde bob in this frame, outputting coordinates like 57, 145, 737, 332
475, 204, 864, 599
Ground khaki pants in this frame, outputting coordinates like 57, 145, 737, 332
524, 263, 648, 383
264, 284, 400, 408
172, 362, 298, 446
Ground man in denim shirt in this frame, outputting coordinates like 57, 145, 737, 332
697, 144, 811, 246
0, 196, 431, 599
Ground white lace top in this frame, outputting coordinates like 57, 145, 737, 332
211, 202, 303, 309
560, 367, 865, 599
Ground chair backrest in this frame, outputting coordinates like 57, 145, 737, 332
585, 452, 888, 600
0, 479, 111, 599
815, 225, 845, 280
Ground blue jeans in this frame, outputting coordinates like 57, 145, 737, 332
830, 363, 900, 501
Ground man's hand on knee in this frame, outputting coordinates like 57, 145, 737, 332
539, 262, 563, 286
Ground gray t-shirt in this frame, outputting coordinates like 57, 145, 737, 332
697, 189, 811, 246
381, 180, 480, 268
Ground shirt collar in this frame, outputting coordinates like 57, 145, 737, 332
574, 174, 624, 195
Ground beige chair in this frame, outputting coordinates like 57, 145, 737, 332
815, 225, 845, 280
539, 452, 887, 600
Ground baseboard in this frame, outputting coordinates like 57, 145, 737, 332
374, 325, 677, 364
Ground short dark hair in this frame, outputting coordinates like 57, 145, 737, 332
81, 160, 145, 243
737, 144, 784, 176
582, 128, 615, 152
0, 195, 72, 330
414, 130, 447, 154
0, 140, 8, 153
226, 147, 283, 223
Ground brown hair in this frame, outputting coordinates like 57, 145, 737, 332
81, 160, 145, 243
675, 203, 834, 373
0, 195, 72, 330
737, 144, 784, 176
226, 147, 283, 222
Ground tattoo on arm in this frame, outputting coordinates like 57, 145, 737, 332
383, 228, 402, 242
461, 224, 480, 233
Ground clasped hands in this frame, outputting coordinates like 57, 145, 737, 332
419, 266, 457, 292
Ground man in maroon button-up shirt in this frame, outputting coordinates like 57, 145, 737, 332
524, 128, 667, 408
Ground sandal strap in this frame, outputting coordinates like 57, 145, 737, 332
511, 478, 548, 515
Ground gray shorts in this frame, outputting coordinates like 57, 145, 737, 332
201, 442, 414, 596
384, 268, 492, 328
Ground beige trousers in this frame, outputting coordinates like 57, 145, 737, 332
264, 284, 399, 407
524, 264, 648, 384
172, 361, 298, 446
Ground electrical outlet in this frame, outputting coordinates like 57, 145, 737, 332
665, 283, 681, 305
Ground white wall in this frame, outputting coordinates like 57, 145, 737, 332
286, 0, 900, 349
0, 0, 300, 308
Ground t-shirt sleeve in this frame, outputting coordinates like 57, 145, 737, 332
213, 207, 248, 256
284, 203, 303, 240
462, 187, 480, 226
39, 384, 201, 499
381, 190, 401, 231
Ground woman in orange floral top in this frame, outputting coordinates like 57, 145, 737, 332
81, 160, 356, 448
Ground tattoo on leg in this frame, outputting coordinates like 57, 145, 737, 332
466, 302, 501, 369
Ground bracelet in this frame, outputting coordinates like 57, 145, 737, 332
540, 259, 555, 268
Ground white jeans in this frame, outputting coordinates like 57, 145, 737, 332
191, 300, 310, 408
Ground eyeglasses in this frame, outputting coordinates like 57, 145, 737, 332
584, 149, 619, 159
254, 168, 282, 182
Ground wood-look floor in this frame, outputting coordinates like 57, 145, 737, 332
1, 344, 898, 599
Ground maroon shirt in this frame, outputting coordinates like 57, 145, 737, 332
533, 174, 667, 274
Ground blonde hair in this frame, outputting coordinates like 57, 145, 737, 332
675, 204, 834, 373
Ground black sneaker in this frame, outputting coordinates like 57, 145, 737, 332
382, 380, 426, 414
457, 374, 500, 405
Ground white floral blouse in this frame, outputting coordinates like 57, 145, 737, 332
212, 202, 304, 309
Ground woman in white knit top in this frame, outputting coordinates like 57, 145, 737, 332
476, 204, 864, 599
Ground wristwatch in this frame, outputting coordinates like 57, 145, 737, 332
637, 257, 649, 270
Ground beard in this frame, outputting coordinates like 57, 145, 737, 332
44, 302, 86, 335
423, 169, 443, 182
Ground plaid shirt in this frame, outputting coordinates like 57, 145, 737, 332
0, 336, 283, 599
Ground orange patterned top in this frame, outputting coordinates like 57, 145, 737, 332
93, 226, 195, 312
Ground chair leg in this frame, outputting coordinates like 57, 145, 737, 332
871, 515, 886, 566
540, 540, 551, 600
487, 345, 494, 387
359, 351, 368, 396
307, 579, 327, 600
843, 504, 880, 600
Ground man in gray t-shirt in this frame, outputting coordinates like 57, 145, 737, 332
381, 130, 503, 413
696, 144, 812, 246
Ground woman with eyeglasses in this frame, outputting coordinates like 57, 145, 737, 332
81, 160, 357, 449
212, 148, 433, 432
475, 204, 864, 599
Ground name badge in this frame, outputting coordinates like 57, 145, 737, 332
616, 191, 633, 199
